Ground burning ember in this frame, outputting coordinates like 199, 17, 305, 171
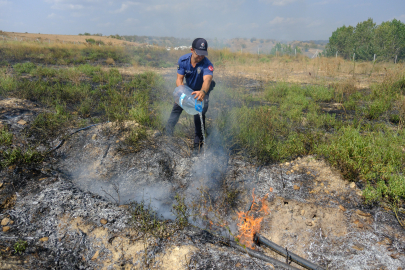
237, 188, 270, 249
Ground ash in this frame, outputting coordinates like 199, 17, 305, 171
1, 117, 404, 269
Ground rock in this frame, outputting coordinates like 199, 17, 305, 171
353, 220, 363, 228
390, 253, 400, 259
356, 190, 362, 196
356, 209, 372, 217
352, 244, 364, 251
1, 218, 10, 226
339, 205, 346, 211
0, 182, 3, 188
152, 130, 161, 138
91, 250, 99, 261
293, 185, 300, 190
349, 182, 356, 189
17, 119, 27, 125
305, 221, 313, 226
92, 134, 97, 140
39, 237, 49, 242
325, 190, 329, 194
2, 226, 10, 232
301, 210, 305, 215
378, 237, 393, 246
116, 140, 120, 143
285, 162, 290, 166
100, 218, 108, 225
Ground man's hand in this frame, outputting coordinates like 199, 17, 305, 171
191, 90, 205, 101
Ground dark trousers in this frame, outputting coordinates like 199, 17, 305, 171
166, 93, 209, 145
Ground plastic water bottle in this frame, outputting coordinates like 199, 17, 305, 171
173, 85, 204, 115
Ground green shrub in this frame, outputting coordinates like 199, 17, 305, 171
0, 128, 13, 145
306, 85, 334, 102
13, 62, 36, 74
316, 126, 405, 203
0, 73, 17, 94
14, 240, 28, 254
1, 147, 43, 167
86, 38, 96, 44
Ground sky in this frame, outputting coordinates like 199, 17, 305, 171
0, 0, 404, 41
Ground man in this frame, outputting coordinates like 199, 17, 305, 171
166, 37, 215, 152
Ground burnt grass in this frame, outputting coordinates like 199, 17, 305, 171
0, 58, 405, 269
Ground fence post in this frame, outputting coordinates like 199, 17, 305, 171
336, 51, 338, 58
295, 48, 296, 56
353, 53, 355, 61
395, 55, 397, 64
374, 54, 376, 62
276, 48, 277, 56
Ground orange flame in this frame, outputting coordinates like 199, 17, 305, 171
237, 212, 263, 249
260, 193, 269, 214
237, 189, 271, 249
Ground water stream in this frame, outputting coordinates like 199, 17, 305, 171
199, 112, 206, 158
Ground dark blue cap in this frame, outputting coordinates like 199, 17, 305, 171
192, 38, 208, 56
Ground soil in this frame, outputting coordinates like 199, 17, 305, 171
0, 67, 404, 269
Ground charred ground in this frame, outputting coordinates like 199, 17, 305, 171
0, 40, 405, 269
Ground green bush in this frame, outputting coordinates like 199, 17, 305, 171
0, 128, 13, 145
316, 126, 405, 203
13, 62, 36, 74
14, 240, 28, 254
1, 147, 43, 167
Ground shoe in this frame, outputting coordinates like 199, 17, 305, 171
163, 127, 173, 137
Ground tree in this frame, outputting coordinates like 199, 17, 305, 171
325, 18, 405, 61
325, 25, 355, 59
352, 18, 376, 60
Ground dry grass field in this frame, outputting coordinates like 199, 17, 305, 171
1, 31, 140, 46
209, 51, 405, 90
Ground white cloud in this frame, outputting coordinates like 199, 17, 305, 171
98, 22, 113, 27
47, 13, 57, 18
113, 1, 139, 13
45, 0, 104, 10
260, 0, 299, 6
125, 18, 139, 24
268, 16, 321, 28
269, 16, 299, 25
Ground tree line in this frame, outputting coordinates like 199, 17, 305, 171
324, 18, 405, 62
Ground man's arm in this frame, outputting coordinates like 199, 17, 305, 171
176, 73, 185, 87
192, 75, 213, 101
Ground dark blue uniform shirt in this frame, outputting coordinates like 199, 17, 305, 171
177, 53, 214, 90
